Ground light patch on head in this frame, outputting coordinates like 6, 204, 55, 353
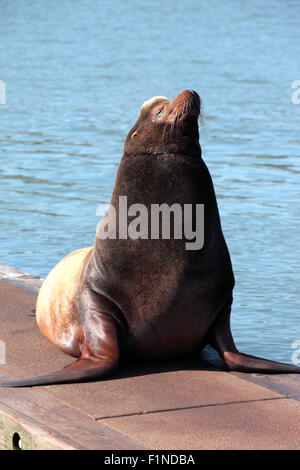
140, 96, 168, 113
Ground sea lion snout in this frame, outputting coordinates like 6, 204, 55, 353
171, 89, 201, 119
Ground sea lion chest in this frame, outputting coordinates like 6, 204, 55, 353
86, 154, 234, 359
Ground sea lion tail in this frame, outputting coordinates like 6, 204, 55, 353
0, 357, 118, 388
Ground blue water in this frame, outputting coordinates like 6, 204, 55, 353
0, 0, 299, 363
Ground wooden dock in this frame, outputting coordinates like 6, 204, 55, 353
1, 264, 300, 450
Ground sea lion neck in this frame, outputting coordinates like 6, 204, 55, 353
123, 149, 202, 160
123, 141, 202, 160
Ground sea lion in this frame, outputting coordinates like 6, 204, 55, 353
2, 89, 299, 387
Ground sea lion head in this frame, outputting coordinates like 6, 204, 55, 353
124, 90, 202, 158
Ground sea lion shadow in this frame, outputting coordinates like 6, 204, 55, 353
106, 345, 228, 382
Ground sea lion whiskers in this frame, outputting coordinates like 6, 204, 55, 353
161, 121, 169, 143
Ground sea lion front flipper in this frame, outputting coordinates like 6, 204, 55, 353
209, 296, 300, 374
0, 357, 118, 387
0, 289, 120, 387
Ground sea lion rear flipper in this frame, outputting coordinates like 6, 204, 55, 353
209, 296, 300, 374
1, 289, 120, 387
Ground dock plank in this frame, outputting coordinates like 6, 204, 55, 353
0, 374, 146, 450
